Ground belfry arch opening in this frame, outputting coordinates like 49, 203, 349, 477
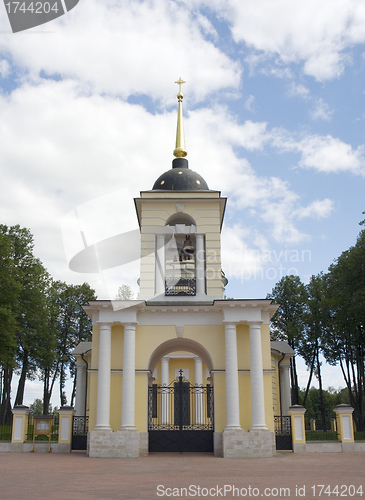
165, 212, 196, 227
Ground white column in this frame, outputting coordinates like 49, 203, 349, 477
249, 322, 268, 430
224, 322, 241, 429
155, 234, 165, 296
194, 357, 204, 424
95, 323, 112, 430
195, 234, 205, 295
280, 362, 291, 416
161, 357, 170, 424
75, 360, 87, 416
121, 323, 137, 429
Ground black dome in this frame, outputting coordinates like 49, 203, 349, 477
152, 158, 209, 191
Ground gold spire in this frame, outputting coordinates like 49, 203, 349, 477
173, 77, 187, 158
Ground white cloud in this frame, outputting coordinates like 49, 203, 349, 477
190, 0, 365, 81
310, 98, 333, 121
0, 0, 241, 103
244, 95, 255, 112
288, 82, 310, 99
298, 135, 365, 174
271, 129, 365, 175
295, 199, 334, 219
0, 60, 10, 78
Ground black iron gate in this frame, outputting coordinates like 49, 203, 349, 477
71, 416, 88, 451
274, 415, 292, 450
148, 370, 214, 452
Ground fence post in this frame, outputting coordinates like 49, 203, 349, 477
58, 406, 75, 452
334, 404, 354, 452
11, 405, 29, 450
288, 405, 306, 453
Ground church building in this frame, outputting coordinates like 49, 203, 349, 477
72, 80, 293, 458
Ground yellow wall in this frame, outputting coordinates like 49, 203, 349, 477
88, 322, 277, 433
213, 373, 226, 432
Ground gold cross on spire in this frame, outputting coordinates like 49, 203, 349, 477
173, 78, 187, 157
175, 77, 186, 95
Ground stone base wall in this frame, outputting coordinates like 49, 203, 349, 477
214, 432, 223, 457
223, 428, 275, 458
297, 441, 365, 453
89, 428, 140, 458
139, 432, 148, 456
0, 442, 71, 453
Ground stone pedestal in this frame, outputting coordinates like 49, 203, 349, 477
89, 428, 143, 458
223, 428, 245, 458
58, 406, 75, 453
334, 404, 355, 452
11, 405, 30, 444
222, 428, 275, 458
288, 405, 306, 453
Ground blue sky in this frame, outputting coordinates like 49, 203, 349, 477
1, 0, 364, 403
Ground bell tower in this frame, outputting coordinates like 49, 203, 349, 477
135, 79, 227, 301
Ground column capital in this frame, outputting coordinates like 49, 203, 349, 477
223, 321, 238, 327
122, 322, 138, 328
247, 321, 263, 327
97, 321, 113, 327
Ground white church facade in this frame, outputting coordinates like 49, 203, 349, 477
72, 81, 293, 458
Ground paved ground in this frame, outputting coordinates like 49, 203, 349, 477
0, 451, 364, 500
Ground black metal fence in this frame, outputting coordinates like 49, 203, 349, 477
148, 379, 214, 431
353, 413, 365, 432
0, 413, 13, 441
72, 416, 88, 450
274, 415, 292, 450
274, 415, 291, 435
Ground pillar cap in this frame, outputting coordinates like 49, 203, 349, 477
288, 405, 306, 415
12, 405, 30, 415
334, 404, 354, 414
58, 406, 76, 415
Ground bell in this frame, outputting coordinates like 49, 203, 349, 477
182, 236, 194, 256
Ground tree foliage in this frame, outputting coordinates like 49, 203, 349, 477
115, 284, 134, 300
268, 217, 365, 428
0, 224, 96, 419
267, 275, 308, 404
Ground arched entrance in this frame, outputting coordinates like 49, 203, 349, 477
147, 339, 214, 453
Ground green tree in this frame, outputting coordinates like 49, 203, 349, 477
301, 273, 333, 429
324, 229, 365, 426
0, 231, 20, 424
267, 275, 308, 405
115, 284, 134, 300
0, 225, 51, 411
299, 387, 349, 429
48, 282, 96, 408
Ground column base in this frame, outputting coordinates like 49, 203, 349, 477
119, 425, 138, 431
93, 425, 112, 431
249, 425, 269, 431
223, 428, 275, 458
